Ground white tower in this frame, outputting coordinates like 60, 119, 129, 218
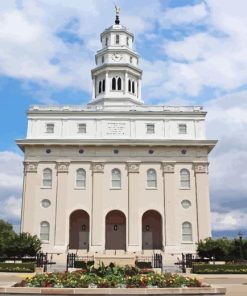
90, 8, 143, 106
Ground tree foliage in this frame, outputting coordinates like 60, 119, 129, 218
197, 237, 247, 261
0, 220, 41, 257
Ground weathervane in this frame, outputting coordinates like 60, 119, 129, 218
115, 4, 120, 24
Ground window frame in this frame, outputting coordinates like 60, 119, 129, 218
178, 124, 187, 134
180, 169, 190, 189
40, 221, 50, 242
182, 222, 193, 242
42, 168, 52, 188
146, 123, 155, 134
78, 123, 87, 134
111, 168, 121, 189
146, 169, 157, 189
76, 168, 86, 188
46, 123, 54, 134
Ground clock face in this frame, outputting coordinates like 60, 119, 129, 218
112, 52, 122, 62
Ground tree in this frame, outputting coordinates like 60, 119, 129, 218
197, 237, 247, 261
0, 220, 42, 257
0, 220, 17, 257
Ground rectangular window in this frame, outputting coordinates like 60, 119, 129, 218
179, 124, 187, 134
116, 34, 120, 44
46, 123, 54, 133
78, 123, 87, 134
146, 124, 155, 134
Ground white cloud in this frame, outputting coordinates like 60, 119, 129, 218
212, 211, 247, 231
0, 151, 23, 223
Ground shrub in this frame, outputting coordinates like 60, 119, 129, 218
193, 264, 247, 274
74, 260, 94, 269
0, 263, 36, 273
135, 261, 152, 269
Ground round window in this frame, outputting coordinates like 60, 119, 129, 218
181, 200, 191, 209
41, 199, 51, 208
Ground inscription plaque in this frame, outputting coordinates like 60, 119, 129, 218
106, 122, 126, 136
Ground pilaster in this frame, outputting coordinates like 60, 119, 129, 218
54, 162, 70, 246
127, 161, 141, 250
21, 162, 39, 234
91, 162, 105, 250
193, 162, 211, 240
162, 162, 177, 249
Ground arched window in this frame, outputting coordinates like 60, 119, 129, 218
180, 169, 190, 188
99, 81, 102, 94
116, 34, 119, 44
117, 77, 121, 90
43, 168, 52, 187
112, 169, 121, 188
126, 36, 129, 46
182, 222, 192, 241
76, 169, 86, 188
105, 37, 108, 46
132, 81, 135, 93
40, 221, 50, 242
112, 77, 116, 90
147, 169, 157, 188
128, 80, 131, 92
102, 79, 105, 92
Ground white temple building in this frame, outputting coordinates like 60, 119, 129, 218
17, 10, 217, 261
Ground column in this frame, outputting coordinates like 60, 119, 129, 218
162, 162, 177, 249
91, 162, 105, 251
124, 71, 128, 95
92, 78, 95, 99
127, 162, 141, 251
138, 79, 142, 99
21, 162, 39, 234
54, 162, 70, 246
105, 71, 109, 94
194, 162, 211, 240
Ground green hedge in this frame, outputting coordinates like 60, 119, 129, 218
193, 264, 247, 274
74, 260, 94, 269
0, 262, 36, 273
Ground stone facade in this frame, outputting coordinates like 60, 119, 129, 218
17, 13, 217, 257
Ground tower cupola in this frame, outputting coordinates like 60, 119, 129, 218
89, 7, 143, 106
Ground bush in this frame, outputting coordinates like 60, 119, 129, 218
74, 260, 94, 269
135, 261, 152, 269
0, 262, 36, 273
193, 264, 247, 274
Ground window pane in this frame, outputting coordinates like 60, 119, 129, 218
112, 169, 121, 187
40, 222, 49, 241
46, 124, 54, 133
179, 124, 187, 134
78, 124, 86, 133
180, 170, 190, 187
76, 169, 86, 187
43, 169, 52, 187
147, 169, 157, 188
182, 223, 192, 241
146, 124, 155, 134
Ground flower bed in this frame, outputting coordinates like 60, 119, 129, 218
15, 265, 202, 288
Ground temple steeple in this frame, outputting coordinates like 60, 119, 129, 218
89, 8, 143, 106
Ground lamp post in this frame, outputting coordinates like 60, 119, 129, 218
238, 231, 243, 260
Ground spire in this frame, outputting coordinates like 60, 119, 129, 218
115, 4, 120, 25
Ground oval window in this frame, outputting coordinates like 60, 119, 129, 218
41, 199, 51, 208
181, 200, 191, 209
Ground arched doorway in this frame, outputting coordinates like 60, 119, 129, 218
142, 210, 162, 250
105, 210, 126, 250
69, 210, 89, 249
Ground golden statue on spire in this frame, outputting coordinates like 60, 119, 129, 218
115, 4, 120, 16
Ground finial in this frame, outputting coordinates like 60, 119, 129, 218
115, 4, 120, 24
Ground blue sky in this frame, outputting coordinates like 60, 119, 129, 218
0, 0, 247, 238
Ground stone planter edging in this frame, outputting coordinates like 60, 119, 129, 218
0, 287, 226, 295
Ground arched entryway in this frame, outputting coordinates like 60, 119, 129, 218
105, 210, 126, 250
69, 210, 89, 249
142, 210, 162, 250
